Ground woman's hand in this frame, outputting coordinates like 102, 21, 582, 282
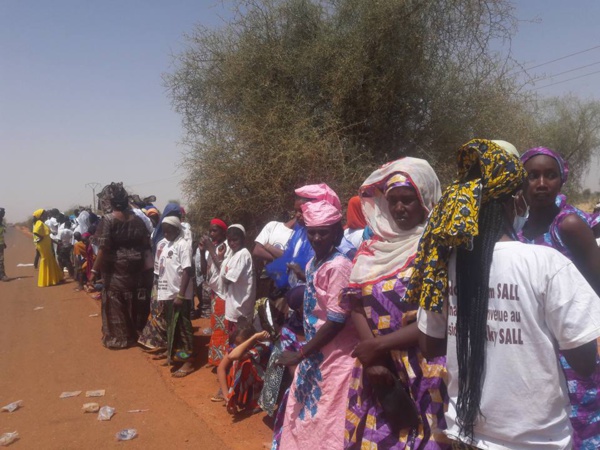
287, 263, 305, 280
201, 236, 215, 253
365, 365, 395, 386
277, 351, 303, 367
254, 330, 270, 341
352, 338, 384, 367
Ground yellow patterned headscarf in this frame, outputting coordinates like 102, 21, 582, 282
405, 139, 526, 312
33, 209, 45, 220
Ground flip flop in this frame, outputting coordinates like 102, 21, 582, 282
210, 395, 225, 402
151, 353, 168, 360
172, 368, 194, 378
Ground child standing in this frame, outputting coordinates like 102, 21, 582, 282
221, 224, 256, 337
215, 324, 271, 414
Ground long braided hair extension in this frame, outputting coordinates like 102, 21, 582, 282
454, 199, 507, 442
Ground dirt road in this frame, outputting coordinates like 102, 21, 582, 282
0, 227, 272, 449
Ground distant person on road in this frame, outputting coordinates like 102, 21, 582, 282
32, 209, 64, 287
91, 183, 152, 349
0, 207, 8, 281
56, 216, 74, 278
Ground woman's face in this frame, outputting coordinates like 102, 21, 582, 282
162, 223, 179, 242
307, 225, 337, 259
227, 233, 244, 252
209, 224, 226, 243
523, 155, 562, 209
385, 186, 426, 231
294, 199, 307, 226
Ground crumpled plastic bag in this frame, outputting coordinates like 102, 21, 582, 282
1, 401, 23, 413
82, 403, 100, 413
85, 390, 105, 397
115, 429, 137, 441
0, 432, 19, 447
97, 406, 115, 421
59, 391, 81, 399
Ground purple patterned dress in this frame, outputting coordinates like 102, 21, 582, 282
344, 264, 450, 449
519, 202, 600, 450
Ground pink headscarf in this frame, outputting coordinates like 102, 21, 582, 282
302, 200, 342, 227
294, 183, 342, 211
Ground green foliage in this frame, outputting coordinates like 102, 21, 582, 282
166, 0, 600, 233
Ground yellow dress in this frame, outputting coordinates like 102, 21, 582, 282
33, 220, 64, 287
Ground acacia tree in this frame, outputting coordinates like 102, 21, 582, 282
166, 0, 538, 234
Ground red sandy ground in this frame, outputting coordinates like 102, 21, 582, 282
0, 227, 272, 449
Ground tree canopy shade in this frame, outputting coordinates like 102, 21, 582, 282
166, 0, 600, 234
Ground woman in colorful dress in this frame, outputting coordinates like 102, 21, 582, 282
201, 218, 231, 367
519, 147, 600, 449
276, 196, 357, 449
344, 158, 450, 449
32, 209, 64, 287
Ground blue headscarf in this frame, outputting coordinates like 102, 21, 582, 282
151, 202, 181, 252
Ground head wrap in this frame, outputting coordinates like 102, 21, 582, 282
383, 173, 414, 196
349, 157, 441, 287
294, 183, 342, 211
162, 216, 181, 229
210, 218, 228, 231
345, 196, 367, 230
97, 182, 129, 213
82, 232, 91, 239
146, 208, 159, 217
406, 139, 526, 312
302, 200, 342, 227
491, 140, 519, 158
521, 147, 569, 184
180, 206, 186, 216
33, 209, 45, 220
228, 223, 246, 236
151, 202, 182, 250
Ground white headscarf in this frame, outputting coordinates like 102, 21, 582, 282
349, 157, 441, 288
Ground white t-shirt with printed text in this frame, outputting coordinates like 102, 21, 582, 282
417, 241, 600, 450
221, 248, 256, 322
156, 236, 194, 301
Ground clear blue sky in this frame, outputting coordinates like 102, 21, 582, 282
2, 0, 600, 222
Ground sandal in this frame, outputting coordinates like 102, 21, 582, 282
172, 368, 194, 378
210, 395, 225, 402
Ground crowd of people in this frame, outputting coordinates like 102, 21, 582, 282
24, 139, 600, 450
